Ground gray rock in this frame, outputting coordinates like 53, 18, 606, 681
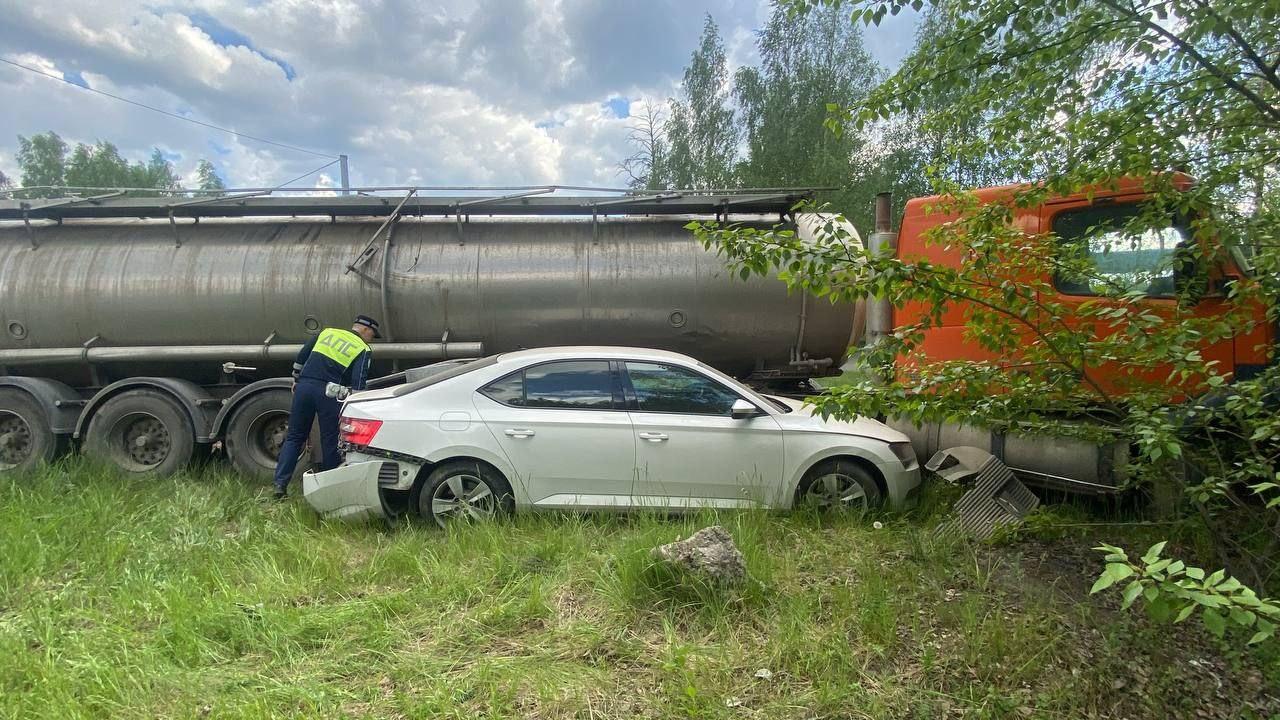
652, 525, 747, 584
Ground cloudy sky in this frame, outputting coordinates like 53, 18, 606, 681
0, 0, 918, 190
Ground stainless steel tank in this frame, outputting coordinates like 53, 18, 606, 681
0, 215, 857, 383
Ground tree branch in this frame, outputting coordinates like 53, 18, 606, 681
1098, 0, 1280, 124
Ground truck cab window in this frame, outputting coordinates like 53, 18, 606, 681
1052, 204, 1192, 298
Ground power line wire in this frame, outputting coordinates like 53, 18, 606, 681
273, 158, 340, 189
0, 57, 338, 159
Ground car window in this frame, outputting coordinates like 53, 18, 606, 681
624, 361, 742, 415
1052, 204, 1191, 297
480, 360, 616, 410
479, 372, 524, 406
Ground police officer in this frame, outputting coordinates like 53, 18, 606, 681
272, 314, 380, 498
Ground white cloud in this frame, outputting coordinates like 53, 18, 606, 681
0, 0, 919, 189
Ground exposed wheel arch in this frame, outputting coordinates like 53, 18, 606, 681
210, 378, 293, 440
410, 455, 511, 494
0, 377, 81, 435
75, 378, 216, 442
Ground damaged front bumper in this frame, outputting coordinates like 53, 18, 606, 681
302, 461, 393, 521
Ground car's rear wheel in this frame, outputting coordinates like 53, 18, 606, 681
796, 459, 882, 511
411, 460, 515, 528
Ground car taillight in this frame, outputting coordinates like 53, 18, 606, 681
340, 417, 383, 446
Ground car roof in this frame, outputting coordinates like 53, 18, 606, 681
494, 346, 700, 365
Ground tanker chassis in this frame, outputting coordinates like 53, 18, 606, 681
0, 188, 859, 478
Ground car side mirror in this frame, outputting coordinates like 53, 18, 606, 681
730, 399, 759, 419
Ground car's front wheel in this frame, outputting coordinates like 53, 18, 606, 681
411, 460, 515, 528
795, 459, 883, 511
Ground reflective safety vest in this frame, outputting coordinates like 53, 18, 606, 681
311, 328, 370, 368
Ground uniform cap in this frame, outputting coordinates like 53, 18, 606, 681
353, 314, 381, 339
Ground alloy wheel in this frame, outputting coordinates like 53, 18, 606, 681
804, 472, 869, 510
428, 472, 497, 525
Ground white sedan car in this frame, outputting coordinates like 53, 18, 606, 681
302, 347, 921, 525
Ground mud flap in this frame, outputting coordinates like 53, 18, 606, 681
928, 446, 1040, 541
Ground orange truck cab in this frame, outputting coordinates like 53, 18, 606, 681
894, 179, 1274, 392
879, 180, 1275, 493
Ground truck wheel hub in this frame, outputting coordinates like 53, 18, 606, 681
263, 417, 288, 459
0, 414, 32, 465
123, 418, 169, 466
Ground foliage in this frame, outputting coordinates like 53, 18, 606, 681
848, 3, 1017, 205
1093, 541, 1280, 644
13, 131, 207, 198
16, 131, 68, 193
0, 169, 11, 190
65, 143, 180, 195
196, 159, 227, 192
733, 5, 881, 224
693, 0, 1279, 606
660, 15, 740, 190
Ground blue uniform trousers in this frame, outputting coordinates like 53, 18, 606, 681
273, 378, 342, 491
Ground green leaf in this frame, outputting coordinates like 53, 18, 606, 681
1250, 619, 1277, 644
1121, 580, 1144, 610
1185, 567, 1205, 580
1202, 609, 1227, 638
1175, 604, 1197, 623
1230, 608, 1256, 627
1215, 577, 1242, 593
1141, 541, 1167, 565
1091, 563, 1135, 594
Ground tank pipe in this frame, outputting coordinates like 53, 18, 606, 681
380, 221, 395, 342
0, 342, 484, 367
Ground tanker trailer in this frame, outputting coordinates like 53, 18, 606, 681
0, 189, 861, 477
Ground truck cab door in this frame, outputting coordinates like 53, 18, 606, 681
1043, 197, 1235, 396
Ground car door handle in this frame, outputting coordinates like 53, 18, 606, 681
638, 432, 668, 442
504, 429, 536, 438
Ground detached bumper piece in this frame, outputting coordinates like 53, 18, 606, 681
927, 446, 1040, 541
303, 460, 392, 522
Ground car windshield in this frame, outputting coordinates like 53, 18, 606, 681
390, 355, 499, 397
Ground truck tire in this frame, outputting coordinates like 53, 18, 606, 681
84, 389, 195, 476
0, 388, 60, 474
795, 459, 883, 511
223, 390, 292, 480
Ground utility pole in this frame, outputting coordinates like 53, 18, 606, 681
339, 154, 350, 195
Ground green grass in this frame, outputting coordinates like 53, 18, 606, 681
1, 461, 1277, 719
